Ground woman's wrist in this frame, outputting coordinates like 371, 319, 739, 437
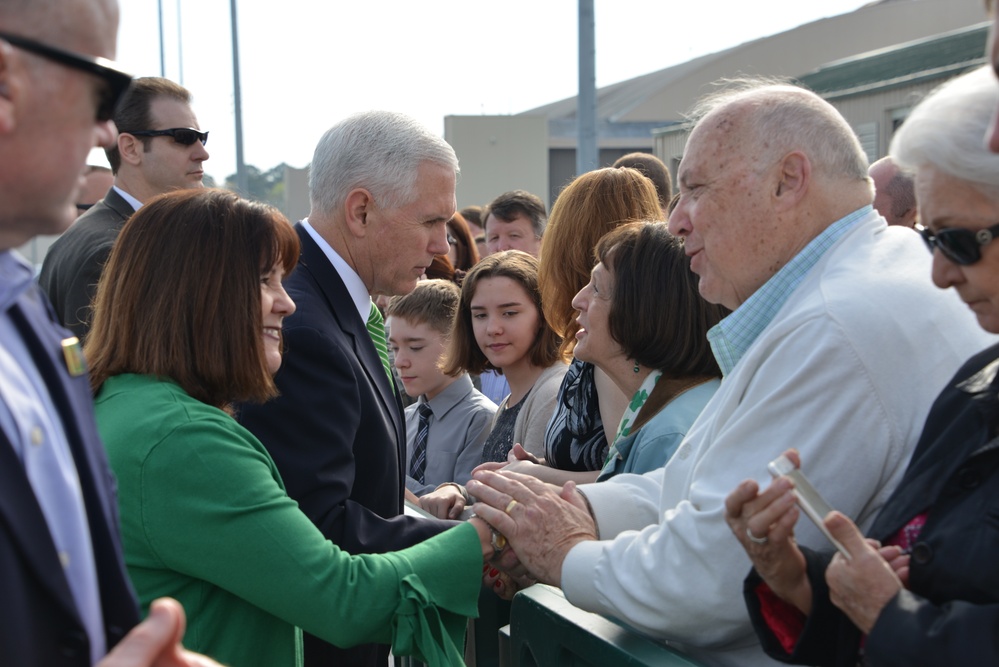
468, 515, 501, 561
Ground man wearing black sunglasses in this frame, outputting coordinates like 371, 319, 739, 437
0, 1, 222, 666
40, 76, 208, 340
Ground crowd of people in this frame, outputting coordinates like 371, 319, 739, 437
6, 0, 999, 666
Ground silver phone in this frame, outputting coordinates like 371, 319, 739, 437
768, 454, 851, 559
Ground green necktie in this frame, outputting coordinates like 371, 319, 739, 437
366, 302, 395, 389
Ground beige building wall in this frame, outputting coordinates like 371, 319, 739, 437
444, 115, 550, 209
654, 77, 966, 181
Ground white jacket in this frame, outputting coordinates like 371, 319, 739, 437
561, 211, 997, 667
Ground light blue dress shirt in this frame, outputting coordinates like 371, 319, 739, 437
0, 250, 105, 664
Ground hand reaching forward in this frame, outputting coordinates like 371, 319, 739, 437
467, 470, 597, 587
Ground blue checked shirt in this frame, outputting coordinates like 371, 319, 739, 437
707, 206, 871, 376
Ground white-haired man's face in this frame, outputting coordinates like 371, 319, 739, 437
668, 108, 787, 311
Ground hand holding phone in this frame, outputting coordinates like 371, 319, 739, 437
768, 454, 851, 559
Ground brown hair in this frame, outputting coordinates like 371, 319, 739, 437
596, 222, 726, 431
447, 212, 480, 271
483, 190, 548, 238
386, 279, 460, 335
108, 77, 194, 173
440, 250, 563, 376
539, 167, 663, 356
612, 152, 673, 208
596, 221, 724, 376
85, 188, 300, 409
424, 254, 456, 283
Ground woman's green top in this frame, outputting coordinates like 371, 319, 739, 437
96, 373, 481, 667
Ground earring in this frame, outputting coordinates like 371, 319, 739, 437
633, 363, 640, 373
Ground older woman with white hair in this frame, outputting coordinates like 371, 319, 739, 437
724, 65, 999, 666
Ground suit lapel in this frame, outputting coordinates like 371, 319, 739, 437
295, 225, 403, 435
100, 187, 137, 222
0, 291, 101, 624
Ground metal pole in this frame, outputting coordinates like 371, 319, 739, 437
576, 0, 598, 175
177, 0, 184, 86
157, 0, 166, 77
230, 0, 247, 194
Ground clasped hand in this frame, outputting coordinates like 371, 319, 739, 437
466, 469, 598, 588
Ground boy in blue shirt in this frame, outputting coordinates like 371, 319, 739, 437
386, 280, 497, 497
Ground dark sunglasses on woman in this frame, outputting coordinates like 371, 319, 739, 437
920, 222, 999, 266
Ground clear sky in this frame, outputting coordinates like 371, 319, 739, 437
116, 0, 875, 184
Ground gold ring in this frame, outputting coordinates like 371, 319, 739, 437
505, 499, 518, 514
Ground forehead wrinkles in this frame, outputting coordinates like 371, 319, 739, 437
689, 107, 753, 176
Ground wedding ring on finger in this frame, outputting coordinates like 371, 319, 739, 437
746, 526, 769, 545
505, 499, 518, 514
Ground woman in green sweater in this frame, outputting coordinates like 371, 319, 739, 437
83, 188, 497, 667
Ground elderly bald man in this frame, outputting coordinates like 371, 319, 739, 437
469, 80, 993, 667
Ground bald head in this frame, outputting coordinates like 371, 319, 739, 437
0, 0, 118, 49
0, 0, 121, 248
690, 82, 872, 185
869, 157, 917, 227
669, 81, 876, 309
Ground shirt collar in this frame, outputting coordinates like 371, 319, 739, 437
421, 373, 474, 418
112, 185, 143, 211
707, 205, 871, 376
301, 218, 371, 322
0, 251, 34, 313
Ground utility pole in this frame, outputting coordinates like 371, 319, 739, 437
157, 0, 165, 77
577, 0, 598, 176
230, 0, 247, 195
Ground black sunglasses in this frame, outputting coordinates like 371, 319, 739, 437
920, 222, 999, 266
123, 128, 209, 146
0, 31, 132, 122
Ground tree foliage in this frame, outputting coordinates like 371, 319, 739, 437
224, 163, 288, 208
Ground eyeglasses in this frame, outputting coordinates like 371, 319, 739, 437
919, 222, 999, 266
122, 128, 209, 146
0, 31, 132, 122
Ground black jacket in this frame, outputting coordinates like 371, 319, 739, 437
238, 223, 452, 667
38, 187, 134, 340
0, 280, 139, 665
746, 342, 999, 667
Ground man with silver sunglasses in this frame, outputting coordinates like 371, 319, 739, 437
40, 76, 208, 340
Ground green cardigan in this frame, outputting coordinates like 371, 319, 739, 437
96, 373, 481, 667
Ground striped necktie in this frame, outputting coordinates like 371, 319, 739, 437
409, 402, 433, 484
366, 302, 395, 388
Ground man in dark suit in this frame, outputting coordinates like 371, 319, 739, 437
238, 110, 459, 667
39, 76, 208, 340
0, 2, 222, 665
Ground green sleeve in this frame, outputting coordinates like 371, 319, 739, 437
138, 418, 480, 663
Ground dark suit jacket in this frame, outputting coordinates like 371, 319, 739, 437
38, 187, 134, 340
238, 223, 452, 667
0, 280, 139, 666
746, 342, 999, 667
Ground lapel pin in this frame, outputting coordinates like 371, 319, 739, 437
61, 337, 87, 377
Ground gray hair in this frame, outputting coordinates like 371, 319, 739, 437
891, 66, 999, 199
688, 78, 870, 182
309, 110, 459, 216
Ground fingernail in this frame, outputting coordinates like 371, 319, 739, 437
494, 580, 502, 590
489, 568, 499, 577
483, 565, 489, 573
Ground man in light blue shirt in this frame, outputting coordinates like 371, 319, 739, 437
469, 79, 993, 667
0, 0, 223, 664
